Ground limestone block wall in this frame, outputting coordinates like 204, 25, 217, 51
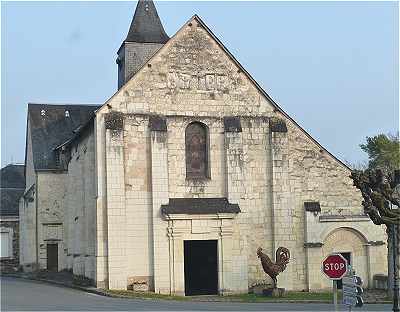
305, 211, 387, 290
25, 120, 36, 190
163, 213, 238, 295
97, 18, 280, 293
322, 228, 367, 288
105, 126, 128, 290
100, 113, 277, 293
37, 172, 67, 271
95, 16, 386, 292
123, 116, 154, 291
150, 128, 170, 294
229, 119, 273, 291
65, 129, 97, 280
281, 117, 387, 290
167, 117, 225, 199
95, 115, 109, 288
20, 122, 38, 271
19, 186, 36, 270
98, 18, 275, 118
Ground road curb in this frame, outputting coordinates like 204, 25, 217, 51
1, 273, 391, 304
1, 273, 108, 297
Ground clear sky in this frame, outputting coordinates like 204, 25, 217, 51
1, 1, 398, 167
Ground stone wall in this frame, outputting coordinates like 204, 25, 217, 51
25, 119, 36, 190
64, 128, 97, 281
123, 116, 154, 291
37, 172, 67, 271
94, 16, 387, 292
284, 118, 387, 290
0, 220, 19, 272
19, 123, 37, 271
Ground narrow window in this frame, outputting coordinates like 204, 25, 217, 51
185, 122, 208, 179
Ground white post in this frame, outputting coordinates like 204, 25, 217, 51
333, 280, 338, 312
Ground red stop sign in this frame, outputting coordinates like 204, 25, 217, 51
322, 254, 348, 280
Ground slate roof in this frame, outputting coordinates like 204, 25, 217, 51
125, 0, 169, 44
28, 104, 100, 170
304, 201, 321, 213
161, 198, 240, 215
0, 189, 24, 217
0, 164, 25, 189
0, 164, 25, 217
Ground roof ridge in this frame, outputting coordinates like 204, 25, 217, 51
28, 103, 101, 107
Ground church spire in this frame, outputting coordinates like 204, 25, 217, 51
117, 0, 169, 89
125, 0, 169, 44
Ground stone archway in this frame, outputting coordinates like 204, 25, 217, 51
321, 227, 369, 288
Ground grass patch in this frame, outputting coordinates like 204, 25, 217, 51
103, 289, 335, 302
225, 291, 335, 302
104, 289, 189, 301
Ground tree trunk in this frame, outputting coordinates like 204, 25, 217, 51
388, 226, 394, 298
387, 225, 400, 300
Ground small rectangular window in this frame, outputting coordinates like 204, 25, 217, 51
0, 232, 10, 258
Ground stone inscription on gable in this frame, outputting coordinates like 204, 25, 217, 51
167, 72, 229, 91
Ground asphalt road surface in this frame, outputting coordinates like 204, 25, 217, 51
0, 276, 391, 311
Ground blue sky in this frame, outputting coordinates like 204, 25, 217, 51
1, 1, 398, 167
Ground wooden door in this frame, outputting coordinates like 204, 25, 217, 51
46, 244, 58, 272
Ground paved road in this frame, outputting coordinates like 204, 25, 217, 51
0, 277, 391, 311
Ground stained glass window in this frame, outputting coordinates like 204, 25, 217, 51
185, 122, 208, 179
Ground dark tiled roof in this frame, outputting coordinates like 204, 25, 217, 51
161, 198, 240, 215
125, 0, 169, 44
149, 115, 167, 131
28, 104, 100, 170
304, 201, 321, 212
270, 118, 288, 133
223, 117, 242, 133
0, 164, 25, 189
0, 189, 23, 216
104, 112, 124, 130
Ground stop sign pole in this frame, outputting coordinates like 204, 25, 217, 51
322, 254, 349, 311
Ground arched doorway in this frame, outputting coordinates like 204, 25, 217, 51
322, 227, 369, 288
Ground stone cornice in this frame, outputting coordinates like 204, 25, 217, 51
0, 217, 19, 222
163, 213, 237, 221
319, 214, 370, 222
368, 240, 385, 246
304, 242, 323, 248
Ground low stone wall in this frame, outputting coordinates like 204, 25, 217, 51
0, 220, 19, 272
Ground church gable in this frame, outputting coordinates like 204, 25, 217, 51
104, 16, 276, 117
102, 15, 350, 171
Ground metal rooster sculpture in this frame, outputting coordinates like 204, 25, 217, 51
257, 247, 290, 289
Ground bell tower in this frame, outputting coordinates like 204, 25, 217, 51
117, 0, 169, 89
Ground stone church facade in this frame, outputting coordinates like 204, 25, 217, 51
20, 0, 387, 295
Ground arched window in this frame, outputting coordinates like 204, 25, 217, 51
185, 122, 209, 179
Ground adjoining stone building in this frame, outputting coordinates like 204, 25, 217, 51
1, 164, 25, 272
19, 104, 99, 273
20, 0, 387, 294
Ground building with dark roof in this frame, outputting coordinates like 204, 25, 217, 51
1, 163, 25, 271
20, 103, 99, 272
27, 104, 100, 170
20, 0, 387, 294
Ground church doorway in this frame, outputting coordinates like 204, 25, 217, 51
184, 240, 218, 296
46, 243, 58, 272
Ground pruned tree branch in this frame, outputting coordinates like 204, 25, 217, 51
350, 169, 400, 226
